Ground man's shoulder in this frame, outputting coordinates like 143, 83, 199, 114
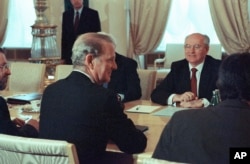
170, 59, 188, 69
63, 9, 73, 15
83, 7, 99, 13
116, 53, 137, 67
172, 108, 208, 121
0, 96, 7, 107
205, 55, 221, 64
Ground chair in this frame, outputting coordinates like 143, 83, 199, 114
54, 64, 73, 81
154, 44, 222, 69
155, 69, 170, 87
7, 62, 46, 92
0, 134, 79, 164
136, 157, 184, 164
137, 69, 157, 100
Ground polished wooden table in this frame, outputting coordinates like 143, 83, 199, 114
2, 91, 41, 121
107, 100, 169, 159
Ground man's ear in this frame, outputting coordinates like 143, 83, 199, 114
85, 54, 94, 69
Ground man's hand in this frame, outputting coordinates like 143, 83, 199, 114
12, 118, 25, 127
173, 92, 197, 102
180, 99, 204, 108
26, 119, 39, 131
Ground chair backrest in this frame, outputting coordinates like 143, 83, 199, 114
0, 134, 79, 164
136, 157, 184, 164
137, 69, 156, 100
164, 44, 222, 68
54, 64, 73, 81
7, 62, 46, 92
155, 69, 170, 87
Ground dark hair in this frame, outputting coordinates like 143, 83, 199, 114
0, 48, 4, 53
217, 53, 250, 101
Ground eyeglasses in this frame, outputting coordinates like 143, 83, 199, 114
184, 44, 203, 50
0, 64, 10, 71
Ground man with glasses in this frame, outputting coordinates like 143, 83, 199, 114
0, 48, 39, 137
151, 33, 221, 108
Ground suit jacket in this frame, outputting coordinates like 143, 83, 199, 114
39, 71, 147, 163
108, 53, 141, 102
61, 7, 101, 64
0, 97, 38, 137
151, 55, 221, 105
152, 99, 250, 164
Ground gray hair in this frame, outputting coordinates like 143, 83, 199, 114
185, 33, 210, 45
203, 34, 210, 45
71, 32, 116, 67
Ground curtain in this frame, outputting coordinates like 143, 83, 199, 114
0, 0, 9, 46
209, 0, 250, 54
64, 0, 89, 11
128, 0, 172, 60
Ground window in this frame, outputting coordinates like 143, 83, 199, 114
2, 0, 36, 48
156, 0, 220, 51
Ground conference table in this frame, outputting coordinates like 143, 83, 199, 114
107, 100, 170, 159
3, 90, 171, 160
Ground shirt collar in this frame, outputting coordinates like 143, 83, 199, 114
72, 69, 95, 83
75, 7, 83, 15
188, 62, 204, 72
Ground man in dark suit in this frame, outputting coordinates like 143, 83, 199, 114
61, 0, 101, 64
152, 53, 250, 164
39, 33, 147, 163
0, 48, 39, 137
107, 52, 141, 102
151, 33, 221, 107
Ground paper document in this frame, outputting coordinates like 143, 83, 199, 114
126, 105, 161, 114
153, 106, 188, 116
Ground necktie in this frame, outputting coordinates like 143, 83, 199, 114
191, 68, 197, 97
74, 11, 79, 32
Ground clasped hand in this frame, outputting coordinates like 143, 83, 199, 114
173, 92, 203, 108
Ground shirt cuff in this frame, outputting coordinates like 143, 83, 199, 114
167, 94, 176, 105
202, 98, 210, 107
118, 93, 125, 101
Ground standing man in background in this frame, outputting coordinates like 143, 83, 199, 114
61, 0, 101, 64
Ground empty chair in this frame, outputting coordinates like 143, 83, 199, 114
155, 69, 170, 87
137, 69, 157, 100
0, 134, 79, 164
54, 64, 73, 81
7, 62, 46, 92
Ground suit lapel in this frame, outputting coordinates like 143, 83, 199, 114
199, 58, 212, 96
181, 61, 191, 91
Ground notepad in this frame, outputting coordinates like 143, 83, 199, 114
6, 93, 42, 105
152, 106, 188, 116
126, 105, 160, 114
